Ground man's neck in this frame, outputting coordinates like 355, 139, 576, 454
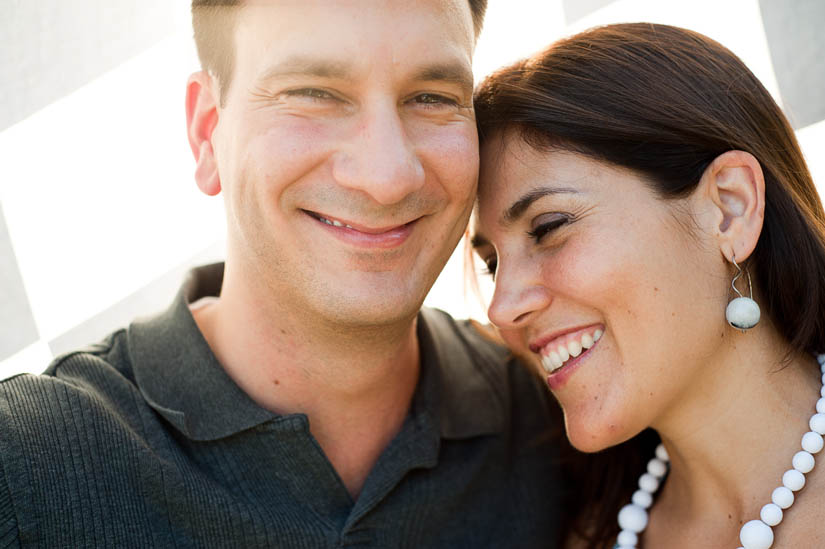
190, 270, 421, 499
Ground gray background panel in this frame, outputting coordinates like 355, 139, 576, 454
0, 0, 178, 132
0, 202, 39, 360
760, 0, 825, 129
563, 0, 615, 23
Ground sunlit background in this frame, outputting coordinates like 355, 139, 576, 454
2, 0, 824, 378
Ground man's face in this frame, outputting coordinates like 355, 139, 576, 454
210, 0, 478, 326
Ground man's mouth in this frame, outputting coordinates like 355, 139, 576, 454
303, 209, 418, 248
314, 214, 356, 230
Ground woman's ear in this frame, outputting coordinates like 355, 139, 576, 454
186, 71, 222, 196
697, 150, 765, 263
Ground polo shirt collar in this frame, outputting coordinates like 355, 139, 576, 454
415, 308, 505, 439
128, 264, 275, 441
128, 263, 504, 442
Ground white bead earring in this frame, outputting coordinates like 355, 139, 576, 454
725, 255, 760, 330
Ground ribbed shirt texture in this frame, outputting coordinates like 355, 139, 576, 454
0, 264, 563, 548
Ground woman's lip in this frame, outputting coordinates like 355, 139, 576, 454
528, 324, 604, 354
545, 347, 591, 390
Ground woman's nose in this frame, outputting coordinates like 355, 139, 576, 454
486, 260, 552, 329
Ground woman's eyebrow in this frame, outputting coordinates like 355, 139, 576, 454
501, 187, 578, 226
470, 233, 490, 249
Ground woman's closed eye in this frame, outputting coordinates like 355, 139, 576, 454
527, 213, 571, 243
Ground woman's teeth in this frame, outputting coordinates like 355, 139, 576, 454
541, 328, 603, 374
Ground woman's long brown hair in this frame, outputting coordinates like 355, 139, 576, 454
474, 23, 825, 547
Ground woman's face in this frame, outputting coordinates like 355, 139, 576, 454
472, 135, 729, 452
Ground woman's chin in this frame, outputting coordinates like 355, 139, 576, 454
563, 412, 638, 453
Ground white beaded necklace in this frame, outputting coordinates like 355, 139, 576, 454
615, 354, 825, 549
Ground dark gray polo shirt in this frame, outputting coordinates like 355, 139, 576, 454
0, 264, 563, 548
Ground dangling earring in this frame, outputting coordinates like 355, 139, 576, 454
725, 255, 760, 330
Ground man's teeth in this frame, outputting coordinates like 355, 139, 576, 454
319, 216, 354, 229
540, 328, 603, 374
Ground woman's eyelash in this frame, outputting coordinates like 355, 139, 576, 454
527, 215, 570, 242
483, 257, 498, 277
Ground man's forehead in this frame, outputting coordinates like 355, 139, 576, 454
254, 53, 474, 92
236, 0, 474, 41
233, 0, 475, 81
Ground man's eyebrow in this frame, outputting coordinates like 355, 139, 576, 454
412, 62, 474, 93
257, 56, 353, 83
501, 187, 578, 225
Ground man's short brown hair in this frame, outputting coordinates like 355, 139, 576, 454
191, 0, 488, 105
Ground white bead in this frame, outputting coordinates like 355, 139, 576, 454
817, 397, 825, 414
616, 546, 634, 549
810, 413, 825, 435
655, 443, 669, 461
647, 457, 668, 478
638, 473, 660, 493
760, 503, 783, 526
726, 297, 760, 329
739, 519, 774, 549
821, 384, 825, 398
617, 530, 638, 546
821, 372, 825, 385
771, 486, 794, 509
631, 489, 653, 509
801, 431, 824, 454
818, 353, 825, 365
618, 504, 648, 533
792, 450, 815, 473
782, 469, 805, 491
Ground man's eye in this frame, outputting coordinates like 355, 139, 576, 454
412, 93, 459, 108
285, 88, 336, 101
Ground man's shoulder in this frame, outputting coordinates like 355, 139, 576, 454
419, 306, 533, 385
418, 307, 553, 421
419, 307, 510, 363
0, 328, 143, 433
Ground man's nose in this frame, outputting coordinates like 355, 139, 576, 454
332, 105, 425, 205
486, 259, 552, 330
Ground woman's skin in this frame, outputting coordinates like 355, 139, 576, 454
471, 133, 825, 547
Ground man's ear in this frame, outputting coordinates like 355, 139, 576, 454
186, 71, 221, 196
698, 150, 765, 263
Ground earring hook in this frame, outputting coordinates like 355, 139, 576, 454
730, 254, 753, 300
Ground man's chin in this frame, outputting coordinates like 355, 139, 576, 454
311, 280, 428, 329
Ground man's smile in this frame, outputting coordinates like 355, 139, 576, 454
302, 209, 420, 249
